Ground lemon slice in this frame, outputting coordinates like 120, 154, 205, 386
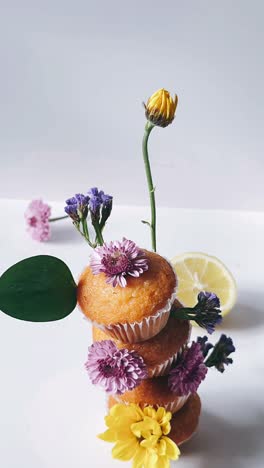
171, 252, 237, 316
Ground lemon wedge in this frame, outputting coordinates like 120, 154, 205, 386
171, 252, 237, 316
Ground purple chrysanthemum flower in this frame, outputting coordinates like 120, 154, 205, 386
168, 342, 208, 396
85, 340, 147, 394
90, 238, 149, 287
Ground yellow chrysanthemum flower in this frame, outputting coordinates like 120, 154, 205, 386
144, 89, 178, 128
98, 403, 180, 468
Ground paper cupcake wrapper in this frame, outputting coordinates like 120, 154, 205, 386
114, 393, 189, 414
148, 353, 178, 378
148, 322, 192, 378
91, 288, 177, 344
162, 395, 190, 413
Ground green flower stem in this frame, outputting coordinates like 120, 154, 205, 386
49, 215, 68, 222
92, 220, 104, 246
142, 121, 156, 251
75, 222, 90, 244
81, 218, 94, 245
73, 221, 95, 248
171, 307, 197, 321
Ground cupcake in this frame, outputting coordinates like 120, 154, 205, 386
108, 375, 189, 413
169, 393, 201, 446
78, 247, 177, 343
108, 393, 201, 447
92, 306, 191, 378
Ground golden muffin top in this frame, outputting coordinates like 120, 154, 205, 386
77, 250, 177, 325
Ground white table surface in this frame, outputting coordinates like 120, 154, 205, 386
0, 199, 264, 468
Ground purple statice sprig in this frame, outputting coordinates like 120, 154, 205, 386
90, 238, 149, 287
197, 335, 214, 358
64, 188, 113, 248
85, 340, 147, 394
171, 291, 222, 334
204, 334, 236, 373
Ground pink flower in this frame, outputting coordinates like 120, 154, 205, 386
25, 199, 51, 242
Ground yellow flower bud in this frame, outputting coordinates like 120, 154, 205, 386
144, 88, 178, 128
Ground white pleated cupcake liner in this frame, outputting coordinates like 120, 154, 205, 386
162, 395, 190, 413
148, 319, 192, 378
90, 288, 177, 343
113, 393, 189, 414
148, 352, 178, 378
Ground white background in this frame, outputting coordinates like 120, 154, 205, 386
0, 1, 264, 211
1, 200, 264, 467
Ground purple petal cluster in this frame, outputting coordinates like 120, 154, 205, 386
90, 238, 149, 287
205, 334, 236, 373
85, 340, 147, 394
168, 342, 208, 396
198, 291, 220, 310
195, 291, 222, 334
64, 188, 112, 223
64, 194, 89, 221
197, 336, 214, 358
87, 187, 112, 219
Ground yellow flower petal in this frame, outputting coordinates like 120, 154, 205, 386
143, 406, 156, 419
132, 446, 147, 468
110, 403, 142, 423
161, 421, 171, 436
144, 450, 159, 468
145, 88, 177, 127
140, 435, 160, 449
156, 407, 172, 428
162, 436, 180, 460
131, 417, 161, 439
156, 455, 170, 468
157, 438, 167, 456
112, 438, 139, 461
97, 428, 116, 443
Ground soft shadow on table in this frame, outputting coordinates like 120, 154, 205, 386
49, 222, 83, 244
220, 290, 264, 331
181, 410, 264, 468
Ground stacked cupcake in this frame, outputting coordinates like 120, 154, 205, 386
78, 244, 203, 453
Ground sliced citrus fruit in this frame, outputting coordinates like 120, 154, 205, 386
171, 252, 237, 316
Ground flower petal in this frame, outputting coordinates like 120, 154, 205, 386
140, 435, 160, 449
132, 446, 147, 468
157, 438, 167, 456
162, 436, 180, 460
97, 428, 116, 443
156, 455, 170, 468
144, 450, 159, 468
112, 438, 139, 461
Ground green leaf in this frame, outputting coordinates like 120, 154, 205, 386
0, 255, 77, 322
141, 220, 151, 227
